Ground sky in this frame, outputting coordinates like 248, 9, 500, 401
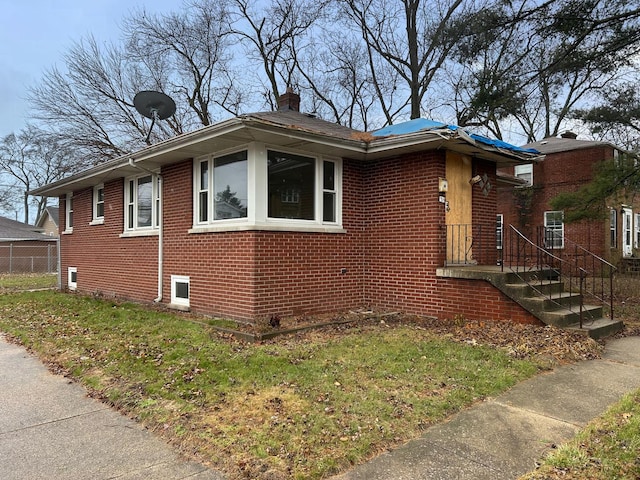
0, 0, 177, 138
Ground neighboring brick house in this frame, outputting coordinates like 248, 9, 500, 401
31, 93, 544, 326
497, 132, 638, 266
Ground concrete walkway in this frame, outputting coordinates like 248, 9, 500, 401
332, 336, 640, 480
0, 335, 223, 480
2, 334, 639, 480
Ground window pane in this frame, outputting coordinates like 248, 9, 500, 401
199, 192, 208, 222
323, 192, 335, 222
137, 175, 153, 227
268, 150, 315, 220
200, 161, 208, 190
544, 211, 563, 248
214, 151, 248, 220
323, 161, 335, 190
96, 202, 104, 218
175, 281, 189, 299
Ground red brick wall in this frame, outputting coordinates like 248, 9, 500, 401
59, 179, 158, 301
498, 145, 614, 260
161, 159, 366, 322
60, 150, 539, 326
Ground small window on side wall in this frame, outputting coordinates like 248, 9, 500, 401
171, 275, 190, 308
68, 267, 77, 290
91, 184, 105, 224
514, 164, 533, 186
64, 193, 74, 233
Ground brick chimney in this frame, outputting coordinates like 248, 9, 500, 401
560, 131, 578, 139
277, 87, 300, 112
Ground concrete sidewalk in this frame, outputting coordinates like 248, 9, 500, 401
0, 335, 224, 480
332, 336, 640, 480
2, 334, 639, 480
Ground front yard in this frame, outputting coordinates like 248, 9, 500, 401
0, 286, 602, 480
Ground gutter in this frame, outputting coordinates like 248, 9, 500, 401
128, 158, 163, 303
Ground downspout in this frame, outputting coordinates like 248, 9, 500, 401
128, 158, 163, 303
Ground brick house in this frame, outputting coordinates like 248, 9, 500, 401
31, 93, 548, 326
497, 132, 639, 266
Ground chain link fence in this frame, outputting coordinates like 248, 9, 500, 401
0, 242, 59, 274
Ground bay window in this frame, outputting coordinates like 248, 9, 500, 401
196, 150, 248, 224
192, 145, 342, 232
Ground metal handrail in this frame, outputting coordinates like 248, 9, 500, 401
443, 224, 499, 266
538, 227, 616, 323
502, 225, 591, 326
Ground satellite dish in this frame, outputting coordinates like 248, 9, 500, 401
133, 90, 176, 145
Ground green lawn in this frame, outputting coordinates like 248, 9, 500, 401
0, 273, 57, 291
0, 290, 543, 479
521, 388, 640, 480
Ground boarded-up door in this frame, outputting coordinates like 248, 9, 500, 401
445, 152, 473, 264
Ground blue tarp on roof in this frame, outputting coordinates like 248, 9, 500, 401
371, 118, 540, 154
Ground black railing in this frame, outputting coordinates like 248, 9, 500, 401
537, 226, 616, 323
502, 225, 615, 326
443, 224, 499, 266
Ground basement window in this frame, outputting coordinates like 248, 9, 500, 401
68, 267, 77, 291
171, 275, 190, 308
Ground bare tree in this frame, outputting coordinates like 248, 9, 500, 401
28, 37, 148, 160
338, 0, 479, 124
448, 0, 640, 142
228, 0, 329, 110
0, 126, 87, 223
124, 0, 241, 124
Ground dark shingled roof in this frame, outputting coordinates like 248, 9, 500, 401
524, 136, 612, 155
0, 216, 55, 241
244, 110, 364, 142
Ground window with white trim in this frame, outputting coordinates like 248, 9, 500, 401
514, 164, 533, 186
68, 267, 77, 290
496, 214, 504, 250
171, 275, 190, 307
92, 184, 104, 223
635, 213, 640, 249
196, 150, 248, 224
610, 208, 617, 249
544, 211, 564, 249
124, 174, 160, 232
64, 193, 73, 233
191, 144, 342, 232
267, 150, 339, 223
268, 150, 315, 220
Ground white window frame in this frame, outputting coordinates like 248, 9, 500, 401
265, 148, 341, 227
170, 275, 190, 308
195, 148, 249, 226
68, 267, 77, 291
634, 213, 640, 249
622, 207, 633, 258
90, 184, 105, 225
122, 173, 160, 236
63, 193, 73, 234
610, 208, 617, 249
496, 214, 504, 250
514, 163, 533, 186
544, 210, 564, 249
190, 143, 343, 234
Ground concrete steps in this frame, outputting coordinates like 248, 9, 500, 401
436, 266, 623, 339
500, 273, 622, 339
